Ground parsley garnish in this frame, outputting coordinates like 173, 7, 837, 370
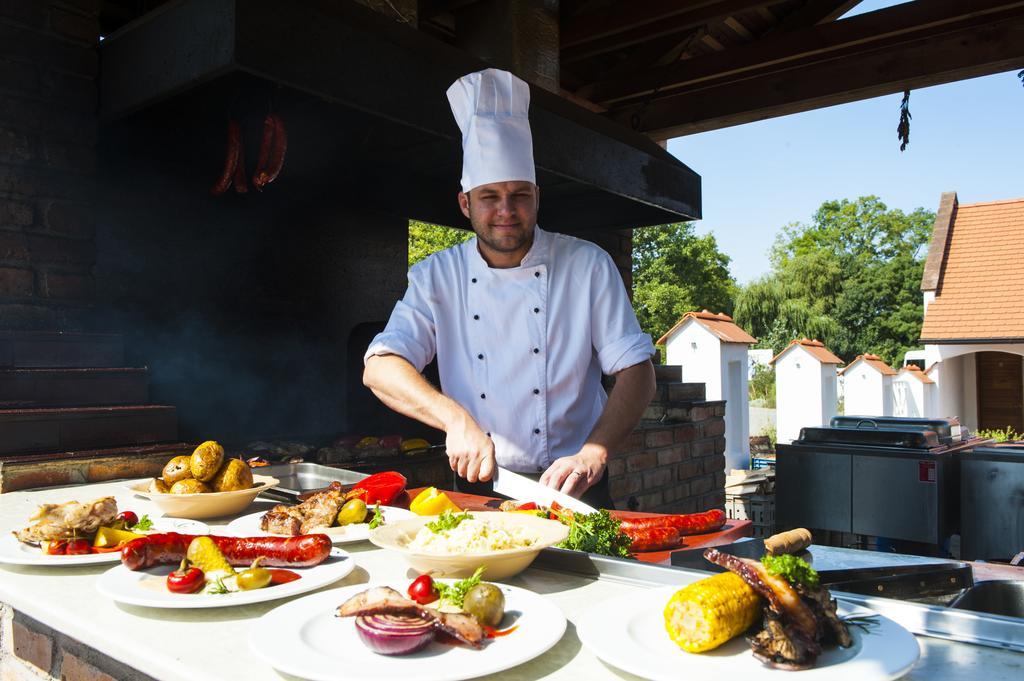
556, 509, 632, 558
762, 554, 820, 587
434, 566, 485, 608
206, 577, 229, 595
368, 503, 385, 530
130, 515, 153, 532
426, 510, 473, 533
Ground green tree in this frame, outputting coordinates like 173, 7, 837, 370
408, 221, 472, 267
734, 196, 934, 366
632, 223, 738, 341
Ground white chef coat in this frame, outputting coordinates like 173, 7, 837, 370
364, 226, 654, 474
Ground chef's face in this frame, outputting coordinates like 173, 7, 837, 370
459, 181, 539, 268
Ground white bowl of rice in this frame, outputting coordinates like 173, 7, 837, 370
368, 512, 569, 580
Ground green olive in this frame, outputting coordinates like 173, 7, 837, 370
237, 566, 273, 590
336, 499, 368, 526
462, 583, 505, 627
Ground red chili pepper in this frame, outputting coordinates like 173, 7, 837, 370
166, 558, 205, 594
516, 502, 538, 511
407, 574, 438, 604
116, 511, 139, 527
65, 538, 92, 555
348, 471, 407, 505
267, 569, 301, 585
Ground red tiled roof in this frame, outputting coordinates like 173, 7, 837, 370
920, 197, 1024, 342
898, 364, 934, 384
769, 338, 843, 365
656, 310, 757, 345
839, 353, 897, 376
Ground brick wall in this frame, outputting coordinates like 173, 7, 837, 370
0, 1, 100, 331
1, 606, 154, 681
608, 375, 727, 513
583, 229, 634, 294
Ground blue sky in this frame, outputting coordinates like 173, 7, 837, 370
666, 0, 1024, 284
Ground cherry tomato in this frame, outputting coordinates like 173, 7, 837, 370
65, 538, 92, 555
45, 540, 68, 555
166, 559, 205, 594
407, 574, 438, 605
268, 569, 301, 585
116, 511, 139, 527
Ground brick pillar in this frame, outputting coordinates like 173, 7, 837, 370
0, 1, 100, 331
454, 0, 560, 93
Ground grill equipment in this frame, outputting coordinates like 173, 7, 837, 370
777, 416, 969, 546
960, 444, 1024, 560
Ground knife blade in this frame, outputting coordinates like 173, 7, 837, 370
490, 466, 598, 515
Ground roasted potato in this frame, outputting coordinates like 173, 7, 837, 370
149, 478, 170, 494
162, 455, 193, 486
169, 479, 210, 494
190, 440, 225, 482
210, 458, 253, 492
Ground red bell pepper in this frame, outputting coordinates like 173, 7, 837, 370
349, 471, 407, 505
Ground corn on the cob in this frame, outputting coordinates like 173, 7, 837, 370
663, 571, 762, 652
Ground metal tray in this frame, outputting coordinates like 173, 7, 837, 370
259, 462, 367, 496
532, 546, 1024, 652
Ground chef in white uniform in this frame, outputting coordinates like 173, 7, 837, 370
363, 68, 656, 506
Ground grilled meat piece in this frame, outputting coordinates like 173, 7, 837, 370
749, 611, 822, 670
336, 586, 484, 648
795, 583, 852, 648
258, 489, 343, 536
14, 497, 118, 544
704, 548, 820, 640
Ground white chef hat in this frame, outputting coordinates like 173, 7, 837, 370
447, 68, 536, 193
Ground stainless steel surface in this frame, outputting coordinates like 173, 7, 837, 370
259, 462, 367, 495
961, 453, 1024, 560
951, 580, 1024, 618
852, 452, 957, 544
491, 467, 597, 515
775, 446, 851, 532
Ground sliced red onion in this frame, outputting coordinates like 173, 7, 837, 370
354, 613, 435, 655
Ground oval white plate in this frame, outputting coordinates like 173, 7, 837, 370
0, 518, 210, 566
249, 581, 567, 681
96, 547, 353, 608
225, 507, 415, 544
577, 585, 920, 681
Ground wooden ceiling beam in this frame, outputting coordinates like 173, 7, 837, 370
561, 0, 772, 62
583, 0, 1024, 103
606, 9, 1024, 138
770, 0, 863, 32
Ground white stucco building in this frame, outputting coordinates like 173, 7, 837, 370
771, 338, 843, 444
893, 365, 936, 418
839, 354, 896, 417
918, 193, 1024, 433
658, 310, 757, 471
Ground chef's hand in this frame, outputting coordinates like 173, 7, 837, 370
445, 414, 496, 483
540, 444, 607, 499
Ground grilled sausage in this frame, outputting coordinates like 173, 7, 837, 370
120, 533, 331, 571
616, 509, 726, 536
253, 114, 286, 190
210, 119, 241, 196
625, 526, 681, 552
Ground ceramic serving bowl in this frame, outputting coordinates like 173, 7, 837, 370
126, 474, 279, 519
368, 512, 569, 580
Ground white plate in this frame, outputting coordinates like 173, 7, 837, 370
225, 506, 416, 544
96, 547, 353, 608
0, 518, 210, 566
577, 585, 920, 680
249, 581, 567, 681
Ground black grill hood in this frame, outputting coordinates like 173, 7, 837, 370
99, 0, 701, 232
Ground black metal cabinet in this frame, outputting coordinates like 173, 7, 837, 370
961, 446, 1024, 560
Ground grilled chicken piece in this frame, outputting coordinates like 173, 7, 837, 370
703, 548, 820, 640
749, 611, 822, 670
298, 489, 343, 534
795, 583, 852, 648
260, 505, 303, 535
13, 497, 118, 544
336, 586, 485, 648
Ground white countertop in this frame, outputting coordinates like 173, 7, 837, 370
0, 480, 1021, 681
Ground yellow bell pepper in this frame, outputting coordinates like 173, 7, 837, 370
400, 438, 431, 453
92, 526, 144, 548
409, 487, 461, 515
